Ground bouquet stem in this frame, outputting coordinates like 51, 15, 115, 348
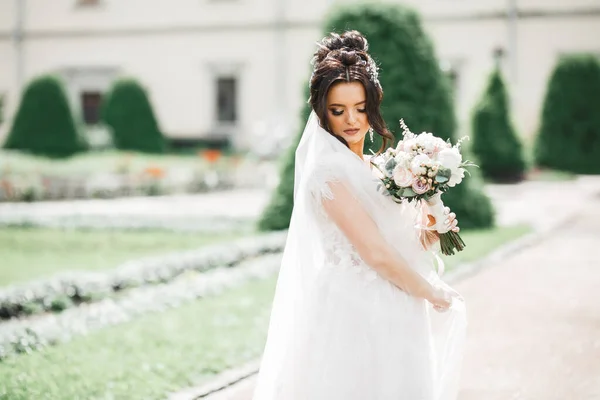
439, 230, 466, 256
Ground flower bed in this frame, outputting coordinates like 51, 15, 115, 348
0, 150, 272, 202
0, 252, 282, 360
0, 231, 287, 320
0, 213, 253, 234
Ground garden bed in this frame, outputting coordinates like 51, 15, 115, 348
0, 228, 287, 319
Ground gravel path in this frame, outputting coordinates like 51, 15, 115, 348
197, 195, 600, 400
456, 199, 600, 400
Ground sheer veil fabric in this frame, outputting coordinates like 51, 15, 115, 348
252, 111, 467, 400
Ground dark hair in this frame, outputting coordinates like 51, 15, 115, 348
309, 30, 394, 153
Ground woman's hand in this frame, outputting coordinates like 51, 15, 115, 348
444, 207, 460, 232
424, 194, 460, 234
420, 207, 460, 250
427, 283, 463, 313
432, 206, 460, 233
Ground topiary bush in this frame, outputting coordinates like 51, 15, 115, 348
3, 75, 86, 157
535, 54, 600, 174
259, 3, 494, 231
471, 68, 526, 182
101, 78, 166, 153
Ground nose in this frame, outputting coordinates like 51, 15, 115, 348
346, 110, 357, 125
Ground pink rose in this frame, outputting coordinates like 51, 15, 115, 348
393, 166, 414, 187
412, 177, 431, 194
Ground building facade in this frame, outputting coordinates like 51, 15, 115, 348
0, 0, 599, 153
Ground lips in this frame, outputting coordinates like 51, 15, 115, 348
344, 129, 360, 135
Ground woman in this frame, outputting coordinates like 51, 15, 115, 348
252, 30, 467, 400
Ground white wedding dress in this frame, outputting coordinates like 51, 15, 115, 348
252, 112, 467, 400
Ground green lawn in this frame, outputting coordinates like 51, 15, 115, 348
0, 276, 277, 400
0, 227, 241, 286
441, 224, 532, 271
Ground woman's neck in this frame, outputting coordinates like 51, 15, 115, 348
349, 138, 365, 160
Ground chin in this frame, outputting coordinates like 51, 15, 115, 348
343, 134, 365, 145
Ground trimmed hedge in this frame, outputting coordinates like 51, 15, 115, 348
471, 68, 526, 182
259, 3, 494, 231
101, 78, 166, 153
535, 54, 600, 174
3, 75, 86, 158
0, 232, 287, 320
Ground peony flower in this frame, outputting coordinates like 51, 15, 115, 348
437, 148, 462, 170
393, 166, 414, 187
410, 154, 431, 176
448, 167, 466, 187
412, 177, 431, 194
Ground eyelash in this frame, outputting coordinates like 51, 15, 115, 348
331, 108, 367, 116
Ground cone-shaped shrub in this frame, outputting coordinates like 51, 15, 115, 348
535, 54, 600, 173
3, 75, 85, 157
101, 78, 166, 153
471, 68, 526, 182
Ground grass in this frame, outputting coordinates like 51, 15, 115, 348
0, 227, 241, 286
0, 275, 277, 400
0, 224, 531, 399
441, 224, 532, 271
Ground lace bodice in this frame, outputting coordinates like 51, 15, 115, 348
311, 181, 379, 282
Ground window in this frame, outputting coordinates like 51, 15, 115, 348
76, 0, 101, 6
81, 91, 102, 125
216, 77, 237, 123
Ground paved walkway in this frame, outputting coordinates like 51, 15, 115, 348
201, 183, 600, 400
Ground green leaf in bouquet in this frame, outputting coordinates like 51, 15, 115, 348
435, 175, 449, 183
402, 187, 416, 197
437, 167, 452, 179
384, 157, 397, 174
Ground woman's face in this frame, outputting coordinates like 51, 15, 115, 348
325, 81, 370, 146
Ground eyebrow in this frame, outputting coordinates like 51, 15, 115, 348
328, 100, 366, 107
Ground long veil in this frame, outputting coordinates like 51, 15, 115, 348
253, 111, 467, 400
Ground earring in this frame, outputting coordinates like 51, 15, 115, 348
369, 127, 374, 142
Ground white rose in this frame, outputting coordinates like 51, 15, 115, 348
393, 166, 414, 187
437, 148, 462, 170
410, 154, 430, 176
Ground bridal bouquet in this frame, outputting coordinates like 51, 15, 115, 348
370, 119, 476, 256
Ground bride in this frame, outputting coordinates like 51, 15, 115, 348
252, 30, 467, 400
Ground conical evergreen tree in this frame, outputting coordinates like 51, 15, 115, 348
3, 75, 86, 157
471, 68, 526, 182
259, 3, 495, 231
101, 78, 166, 153
535, 54, 600, 173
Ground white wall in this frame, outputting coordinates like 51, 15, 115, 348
1, 0, 599, 148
